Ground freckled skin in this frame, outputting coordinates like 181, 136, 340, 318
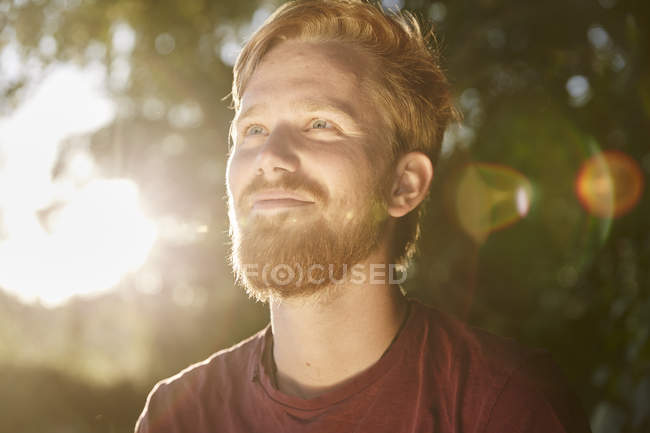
227, 41, 389, 228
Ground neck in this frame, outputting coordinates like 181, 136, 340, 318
268, 256, 408, 399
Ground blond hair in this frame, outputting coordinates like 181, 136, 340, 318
231, 0, 457, 268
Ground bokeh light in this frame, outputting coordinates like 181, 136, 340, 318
457, 107, 614, 297
452, 162, 533, 243
1, 1, 649, 431
566, 75, 592, 107
576, 150, 644, 218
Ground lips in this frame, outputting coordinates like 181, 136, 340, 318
249, 190, 315, 211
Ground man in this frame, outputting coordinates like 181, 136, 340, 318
136, 1, 592, 432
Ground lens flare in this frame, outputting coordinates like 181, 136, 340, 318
576, 150, 644, 218
449, 106, 613, 300
454, 162, 533, 243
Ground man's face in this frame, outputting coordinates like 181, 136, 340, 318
226, 40, 392, 300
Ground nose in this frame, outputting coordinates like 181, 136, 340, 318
255, 127, 299, 179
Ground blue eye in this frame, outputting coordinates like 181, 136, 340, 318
245, 125, 265, 136
311, 119, 332, 129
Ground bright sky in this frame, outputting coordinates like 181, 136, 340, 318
0, 57, 157, 307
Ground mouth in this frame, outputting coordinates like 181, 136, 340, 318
253, 198, 315, 211
249, 190, 316, 212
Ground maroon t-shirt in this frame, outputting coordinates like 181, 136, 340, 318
135, 299, 592, 432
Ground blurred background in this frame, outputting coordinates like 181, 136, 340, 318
0, 0, 648, 432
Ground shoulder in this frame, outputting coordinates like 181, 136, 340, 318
154, 326, 265, 398
134, 327, 268, 433
482, 352, 593, 432
411, 299, 540, 381
409, 299, 591, 432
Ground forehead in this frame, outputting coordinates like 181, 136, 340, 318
239, 40, 375, 116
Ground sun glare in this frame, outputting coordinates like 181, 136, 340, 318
0, 62, 157, 307
0, 179, 157, 306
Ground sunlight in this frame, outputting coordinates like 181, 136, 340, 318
0, 61, 157, 307
0, 179, 157, 306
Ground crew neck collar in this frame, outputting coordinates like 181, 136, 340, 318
250, 298, 421, 411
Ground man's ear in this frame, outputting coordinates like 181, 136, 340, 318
387, 152, 434, 218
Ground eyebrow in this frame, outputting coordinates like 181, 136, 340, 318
234, 98, 360, 128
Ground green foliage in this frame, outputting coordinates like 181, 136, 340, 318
0, 0, 649, 432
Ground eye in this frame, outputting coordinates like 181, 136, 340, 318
244, 124, 266, 136
311, 119, 334, 130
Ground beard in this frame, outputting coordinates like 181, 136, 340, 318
228, 172, 389, 302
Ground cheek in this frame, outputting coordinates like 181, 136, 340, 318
226, 151, 248, 200
328, 167, 373, 207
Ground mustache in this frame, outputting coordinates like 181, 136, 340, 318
238, 174, 329, 208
